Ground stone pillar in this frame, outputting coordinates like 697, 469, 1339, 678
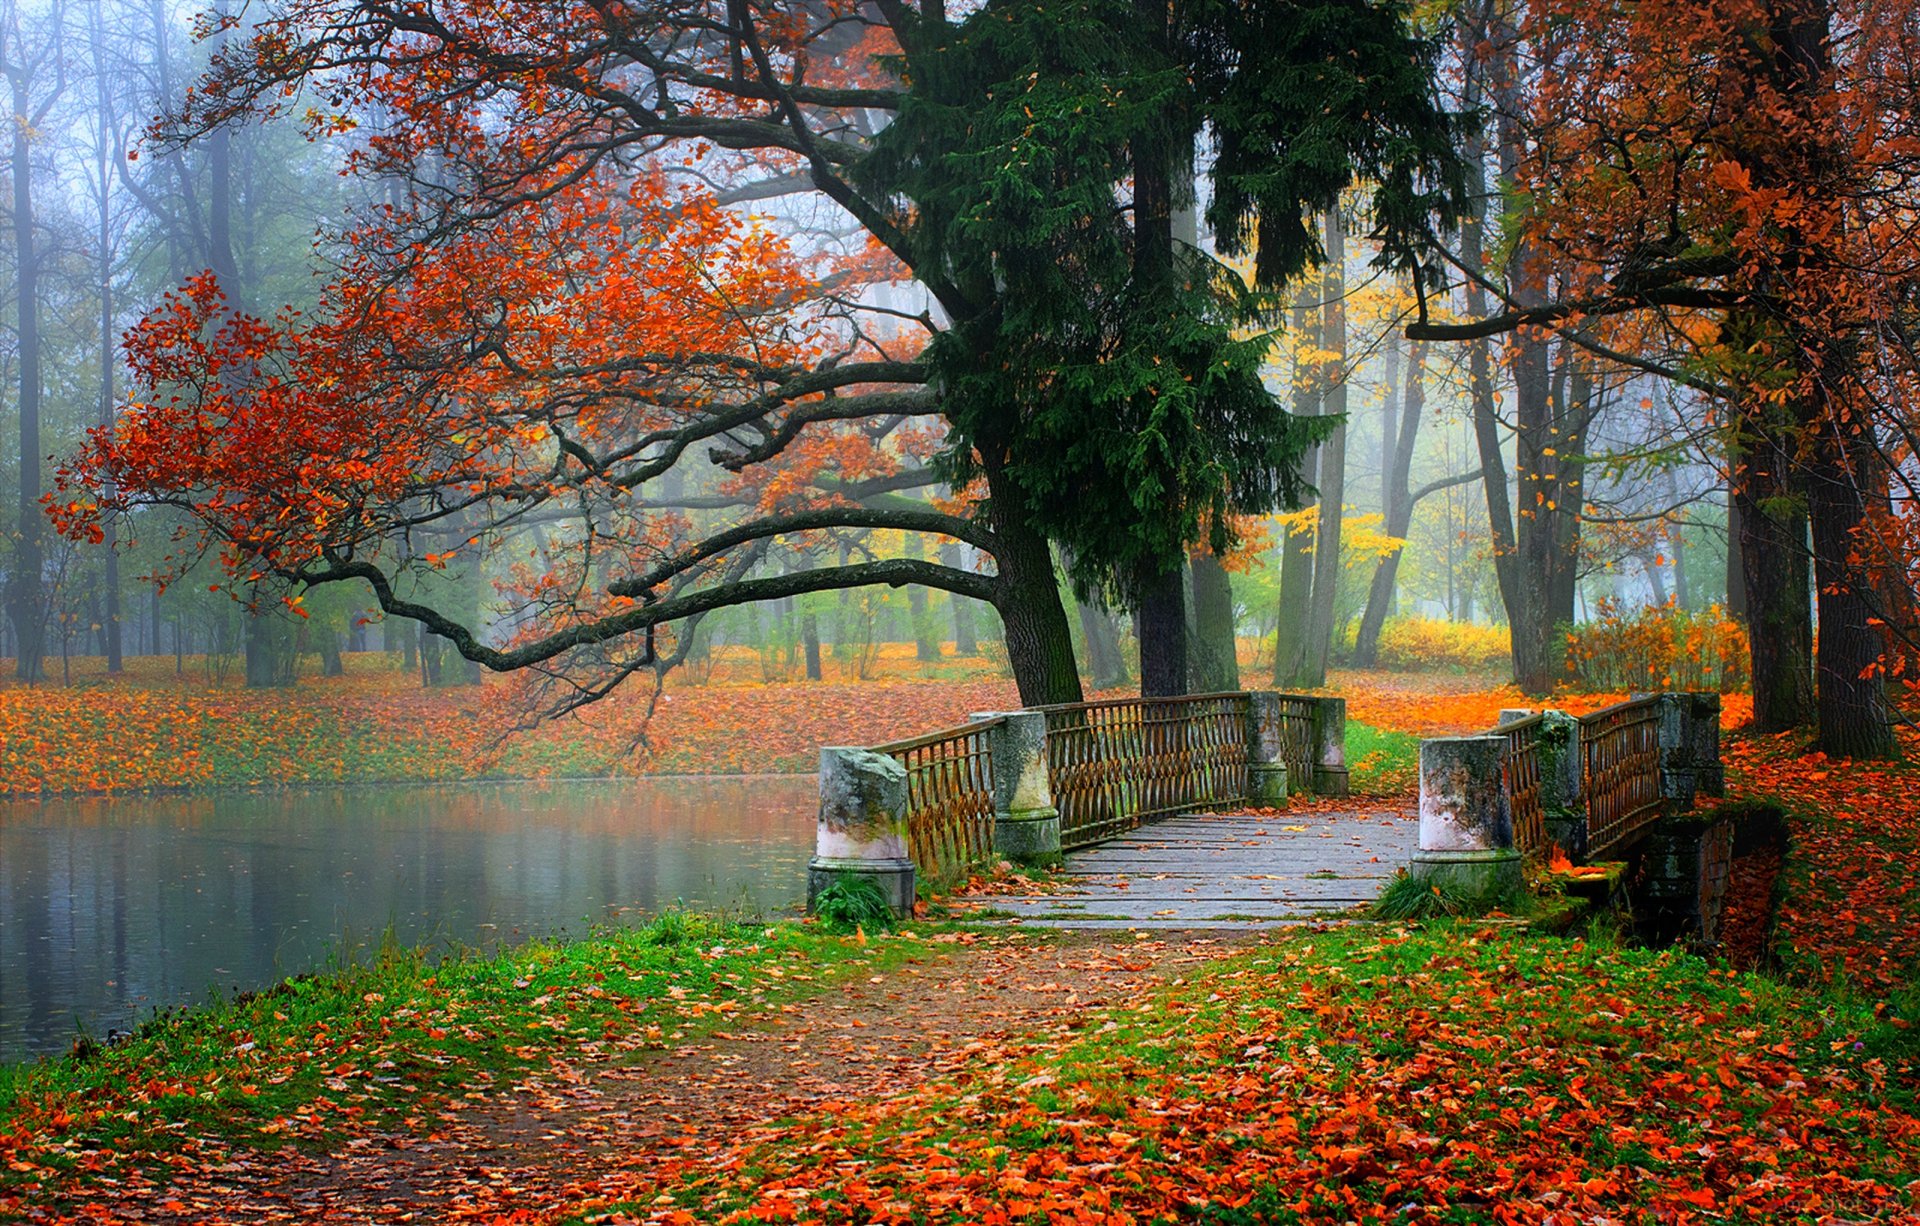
1536, 710, 1586, 860
1409, 735, 1522, 900
1636, 692, 1699, 811
1243, 692, 1291, 804
1689, 692, 1724, 797
970, 710, 1061, 862
808, 747, 915, 916
1310, 696, 1349, 797
1497, 707, 1536, 725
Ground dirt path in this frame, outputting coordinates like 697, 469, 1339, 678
133, 930, 1253, 1224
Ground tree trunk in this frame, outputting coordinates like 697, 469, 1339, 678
1354, 341, 1428, 668
1273, 286, 1320, 685
1806, 410, 1895, 757
7, 67, 44, 682
940, 541, 980, 655
1188, 552, 1239, 692
1300, 211, 1348, 687
1733, 428, 1814, 732
1076, 597, 1130, 691
988, 487, 1084, 706
1136, 565, 1188, 697
802, 613, 823, 681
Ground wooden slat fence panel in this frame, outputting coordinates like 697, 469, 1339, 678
1494, 712, 1547, 858
874, 719, 1001, 880
1580, 697, 1663, 857
1035, 693, 1252, 849
1266, 694, 1318, 790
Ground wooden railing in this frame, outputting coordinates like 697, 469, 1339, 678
1493, 712, 1548, 858
1265, 694, 1318, 793
874, 718, 1002, 880
1580, 697, 1664, 857
1035, 693, 1252, 849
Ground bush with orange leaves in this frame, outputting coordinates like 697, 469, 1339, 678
1563, 599, 1749, 694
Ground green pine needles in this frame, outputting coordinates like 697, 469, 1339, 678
857, 0, 1468, 601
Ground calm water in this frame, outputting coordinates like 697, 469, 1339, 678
0, 776, 816, 1061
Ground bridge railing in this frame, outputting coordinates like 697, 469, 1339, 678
1411, 692, 1723, 896
1032, 692, 1251, 849
1579, 696, 1664, 858
1493, 711, 1549, 859
808, 688, 1349, 913
872, 717, 1004, 879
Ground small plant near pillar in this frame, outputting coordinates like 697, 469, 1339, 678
810, 871, 897, 933
1371, 870, 1528, 920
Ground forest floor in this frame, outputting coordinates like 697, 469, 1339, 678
0, 646, 1736, 796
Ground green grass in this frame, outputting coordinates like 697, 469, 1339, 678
0, 912, 967, 1209
1345, 719, 1420, 794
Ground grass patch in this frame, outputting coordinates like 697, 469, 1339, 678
1345, 719, 1419, 794
0, 912, 962, 1215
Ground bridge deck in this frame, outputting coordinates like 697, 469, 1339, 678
981, 805, 1419, 928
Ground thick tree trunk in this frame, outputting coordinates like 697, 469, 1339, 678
1806, 413, 1895, 757
1136, 566, 1188, 697
802, 613, 823, 681
939, 541, 980, 655
988, 489, 1083, 707
1354, 341, 1427, 668
1188, 552, 1239, 692
1733, 430, 1814, 732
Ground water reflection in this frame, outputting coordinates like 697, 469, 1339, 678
0, 777, 815, 1061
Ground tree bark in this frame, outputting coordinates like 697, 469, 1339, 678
6, 58, 44, 682
1300, 211, 1348, 687
1806, 407, 1894, 757
1273, 286, 1320, 685
1076, 596, 1130, 691
987, 483, 1084, 706
939, 541, 980, 655
1136, 566, 1188, 697
1733, 426, 1814, 732
1353, 341, 1428, 668
1187, 552, 1239, 692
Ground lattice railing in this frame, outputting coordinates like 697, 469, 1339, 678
1266, 693, 1318, 790
1580, 697, 1664, 856
1035, 693, 1252, 849
874, 718, 1002, 880
1493, 712, 1547, 858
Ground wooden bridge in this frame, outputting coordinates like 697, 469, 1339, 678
808, 689, 1722, 932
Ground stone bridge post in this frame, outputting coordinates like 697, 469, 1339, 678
1310, 696, 1349, 797
1537, 709, 1586, 859
1410, 735, 1522, 901
970, 710, 1061, 863
808, 747, 916, 917
1243, 692, 1291, 804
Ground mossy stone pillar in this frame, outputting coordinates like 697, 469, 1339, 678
1689, 692, 1724, 798
1410, 735, 1522, 900
808, 747, 915, 916
1636, 691, 1699, 811
1310, 696, 1349, 797
1244, 692, 1291, 804
970, 710, 1061, 862
1536, 710, 1586, 859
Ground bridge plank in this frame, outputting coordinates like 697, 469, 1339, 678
986, 806, 1418, 928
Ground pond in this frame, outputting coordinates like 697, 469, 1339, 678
0, 776, 817, 1062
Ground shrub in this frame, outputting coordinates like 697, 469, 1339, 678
1562, 599, 1749, 693
810, 872, 896, 932
1370, 615, 1511, 672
